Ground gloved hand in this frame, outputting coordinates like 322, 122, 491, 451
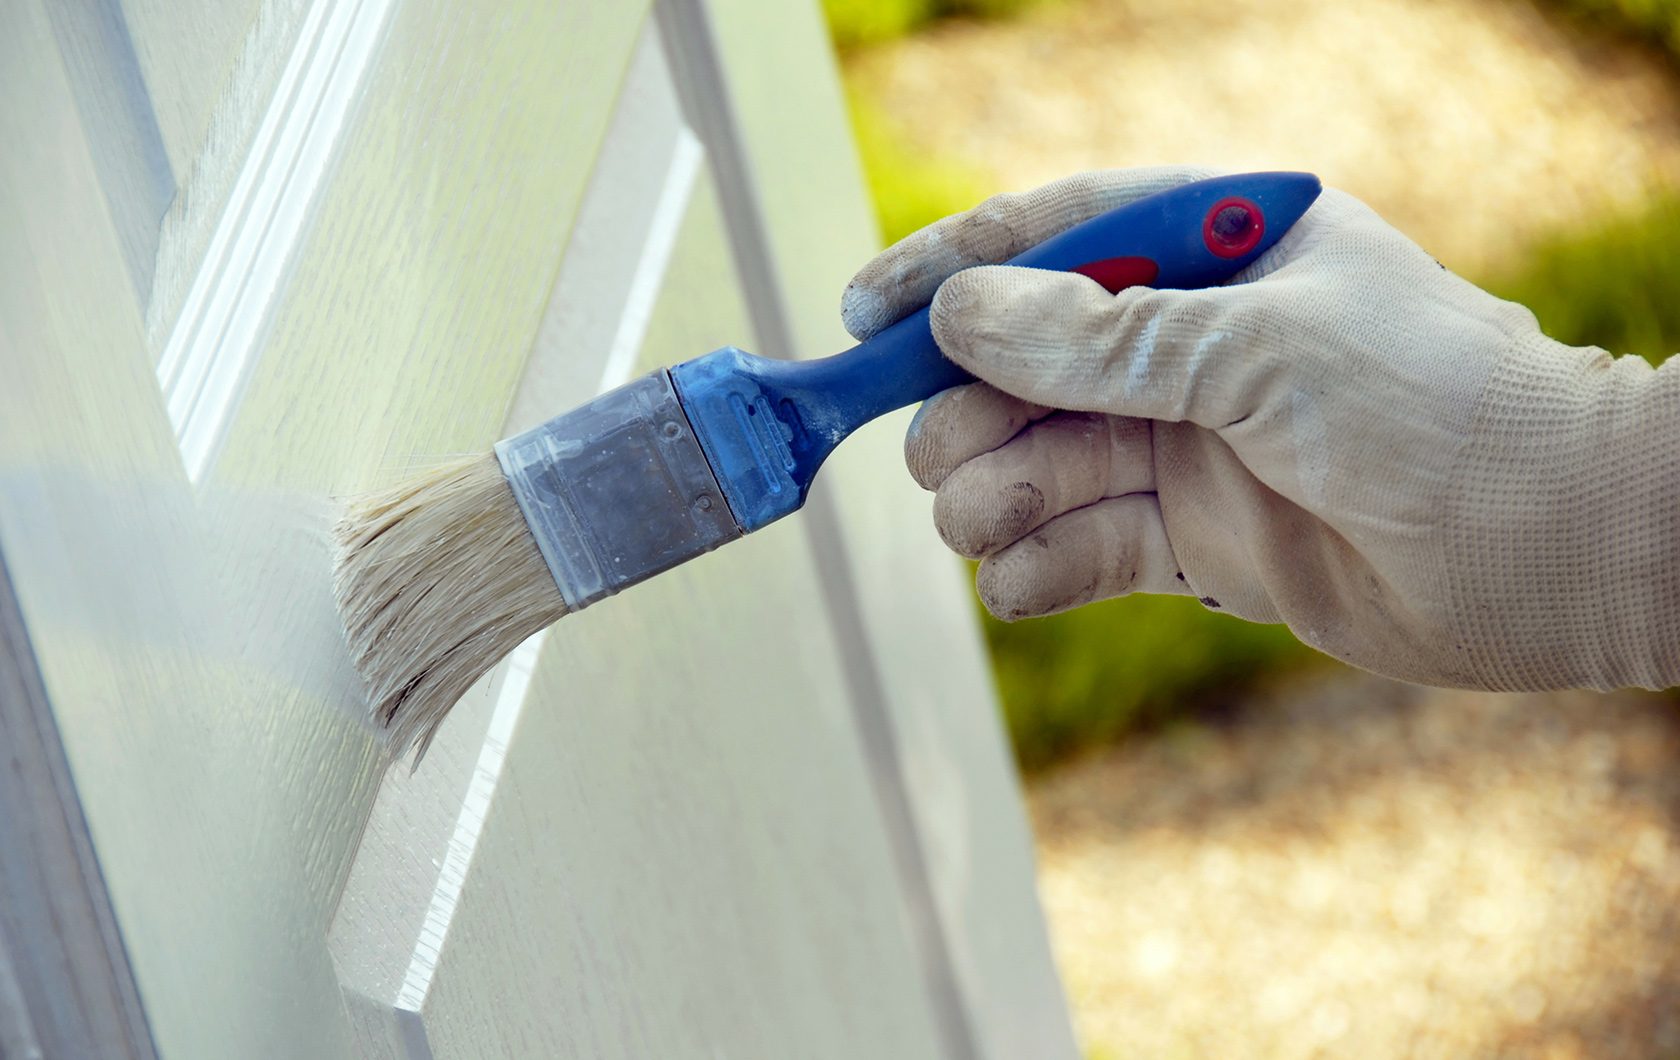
843, 167, 1680, 691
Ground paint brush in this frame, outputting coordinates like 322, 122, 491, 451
334, 172, 1323, 761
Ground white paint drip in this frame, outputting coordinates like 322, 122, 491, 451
1293, 389, 1331, 509
1187, 330, 1229, 381
1179, 329, 1230, 420
1124, 314, 1161, 402
596, 125, 704, 394
395, 630, 546, 1013
155, 0, 396, 483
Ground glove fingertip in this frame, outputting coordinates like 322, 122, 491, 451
904, 443, 954, 493
840, 282, 893, 342
903, 386, 972, 490
974, 551, 1038, 623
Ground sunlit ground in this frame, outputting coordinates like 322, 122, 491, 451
1032, 676, 1680, 1058
846, 0, 1680, 274
843, 0, 1680, 1055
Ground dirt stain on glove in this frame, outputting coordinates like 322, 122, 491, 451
935, 478, 1045, 557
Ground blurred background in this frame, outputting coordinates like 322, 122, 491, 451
819, 0, 1680, 1055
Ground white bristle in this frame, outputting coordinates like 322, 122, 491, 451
333, 452, 568, 763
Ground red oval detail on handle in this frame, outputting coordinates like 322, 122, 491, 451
1070, 255, 1160, 293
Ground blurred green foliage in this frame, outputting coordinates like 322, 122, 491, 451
1550, 0, 1680, 51
824, 0, 1052, 50
985, 594, 1321, 771
846, 91, 993, 244
826, 0, 1680, 771
1486, 194, 1680, 368
824, 0, 924, 49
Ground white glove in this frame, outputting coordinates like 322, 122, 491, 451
842, 167, 1680, 691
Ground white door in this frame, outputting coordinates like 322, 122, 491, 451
0, 0, 1078, 1056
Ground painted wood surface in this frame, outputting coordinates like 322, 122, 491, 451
328, 30, 943, 1055
0, 546, 155, 1060
694, 1, 1080, 1054
0, 0, 1076, 1055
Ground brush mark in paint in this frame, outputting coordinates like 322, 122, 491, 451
596, 126, 705, 395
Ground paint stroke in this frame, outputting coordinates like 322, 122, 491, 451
155, 0, 395, 483
596, 125, 705, 394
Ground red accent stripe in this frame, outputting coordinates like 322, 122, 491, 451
1070, 255, 1160, 294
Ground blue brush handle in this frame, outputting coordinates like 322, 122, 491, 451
671, 171, 1322, 532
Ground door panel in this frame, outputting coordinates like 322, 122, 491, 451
0, 0, 1077, 1056
118, 0, 269, 180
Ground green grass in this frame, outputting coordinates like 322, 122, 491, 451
827, 0, 1680, 772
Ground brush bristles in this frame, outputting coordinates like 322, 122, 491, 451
334, 452, 568, 763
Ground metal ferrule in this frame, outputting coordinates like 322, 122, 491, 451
494, 370, 742, 612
